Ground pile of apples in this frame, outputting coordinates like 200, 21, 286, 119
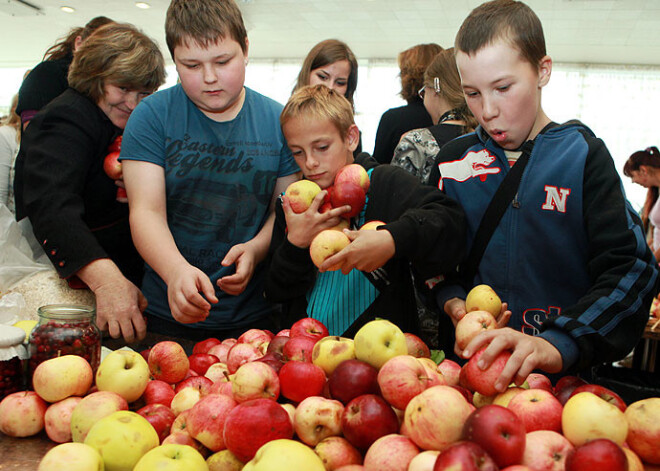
285, 164, 377, 269
2, 312, 660, 471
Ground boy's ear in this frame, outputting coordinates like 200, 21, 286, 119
243, 37, 250, 64
346, 124, 360, 152
538, 55, 552, 88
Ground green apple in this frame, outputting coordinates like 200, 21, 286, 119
133, 444, 208, 471
84, 410, 159, 471
243, 439, 325, 471
312, 336, 356, 376
37, 442, 104, 471
95, 350, 150, 403
353, 319, 407, 369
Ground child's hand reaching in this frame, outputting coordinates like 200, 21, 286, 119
320, 228, 396, 274
462, 328, 563, 393
283, 190, 350, 248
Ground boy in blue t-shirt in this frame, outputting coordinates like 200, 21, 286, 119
120, 0, 299, 339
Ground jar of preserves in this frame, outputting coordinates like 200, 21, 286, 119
0, 324, 28, 399
28, 304, 101, 378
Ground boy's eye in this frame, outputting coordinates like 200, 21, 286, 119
497, 85, 510, 92
291, 150, 303, 157
183, 63, 200, 69
465, 91, 479, 98
216, 60, 229, 66
317, 145, 329, 151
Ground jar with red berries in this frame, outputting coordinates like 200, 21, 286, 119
28, 304, 101, 379
0, 325, 28, 399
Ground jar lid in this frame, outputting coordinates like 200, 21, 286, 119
38, 304, 95, 320
0, 325, 27, 348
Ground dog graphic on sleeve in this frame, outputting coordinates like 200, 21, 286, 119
438, 149, 501, 190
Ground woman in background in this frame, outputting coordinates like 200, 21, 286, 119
391, 48, 477, 184
16, 16, 114, 129
0, 93, 20, 211
372, 43, 442, 164
293, 39, 362, 154
624, 146, 660, 260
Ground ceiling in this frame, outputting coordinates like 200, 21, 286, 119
1, 0, 660, 68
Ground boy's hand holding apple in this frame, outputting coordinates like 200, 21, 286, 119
319, 227, 395, 274
283, 191, 350, 248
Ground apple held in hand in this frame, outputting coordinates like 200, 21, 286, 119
624, 397, 660, 464
223, 398, 294, 463
32, 354, 93, 403
331, 182, 366, 219
310, 229, 351, 271
507, 388, 563, 433
335, 163, 370, 193
359, 220, 385, 231
133, 443, 208, 471
561, 391, 628, 446
284, 179, 323, 213
432, 440, 498, 471
96, 349, 150, 403
462, 404, 526, 468
353, 319, 408, 369
84, 410, 160, 471
149, 341, 190, 384
104, 151, 122, 180
37, 442, 104, 471
455, 310, 497, 351
463, 347, 512, 396
0, 390, 47, 437
564, 438, 628, 471
465, 284, 502, 318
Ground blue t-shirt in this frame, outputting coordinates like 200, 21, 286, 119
120, 85, 298, 329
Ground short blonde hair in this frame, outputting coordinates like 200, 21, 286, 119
165, 0, 248, 57
68, 23, 165, 104
281, 84, 354, 140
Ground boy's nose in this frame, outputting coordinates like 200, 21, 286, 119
481, 96, 498, 120
203, 64, 218, 83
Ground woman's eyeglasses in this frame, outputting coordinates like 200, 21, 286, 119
418, 77, 441, 100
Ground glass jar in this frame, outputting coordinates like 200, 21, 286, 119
0, 325, 28, 399
28, 304, 101, 379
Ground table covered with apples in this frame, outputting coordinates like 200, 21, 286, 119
2, 286, 660, 470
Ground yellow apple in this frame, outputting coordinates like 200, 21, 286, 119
242, 439, 325, 471
309, 229, 351, 270
562, 391, 628, 446
37, 442, 104, 471
207, 449, 244, 471
625, 397, 660, 465
96, 350, 150, 403
312, 335, 356, 375
284, 180, 322, 213
455, 310, 497, 350
359, 220, 386, 231
492, 386, 525, 407
354, 319, 407, 369
84, 410, 159, 471
71, 391, 128, 443
465, 285, 502, 317
33, 354, 93, 403
133, 444, 208, 471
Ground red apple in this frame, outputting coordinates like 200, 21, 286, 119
284, 179, 323, 213
279, 360, 326, 403
186, 393, 238, 452
204, 362, 230, 383
0, 391, 47, 437
148, 341, 190, 384
404, 332, 431, 358
553, 375, 588, 405
328, 359, 380, 405
206, 343, 231, 364
226, 342, 262, 374
451, 385, 474, 405
44, 396, 82, 443
290, 317, 330, 342
140, 348, 151, 363
170, 409, 190, 435
237, 328, 273, 353
282, 335, 316, 362
314, 436, 363, 470
188, 353, 220, 375
455, 310, 497, 351
565, 438, 627, 471
142, 380, 176, 407
256, 352, 285, 374
232, 360, 280, 402
568, 384, 626, 412
524, 373, 553, 393
521, 430, 574, 471
222, 398, 294, 462
507, 388, 563, 433
192, 337, 221, 355
463, 347, 512, 396
174, 375, 213, 396
331, 181, 366, 219
363, 433, 420, 471
438, 359, 462, 387
266, 335, 290, 357
137, 403, 176, 443
335, 163, 370, 193
107, 135, 122, 152
222, 338, 238, 346
463, 404, 526, 468
103, 151, 122, 180
161, 432, 209, 458
377, 354, 438, 410
341, 394, 399, 450
433, 440, 498, 471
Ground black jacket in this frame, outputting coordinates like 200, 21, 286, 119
264, 153, 466, 337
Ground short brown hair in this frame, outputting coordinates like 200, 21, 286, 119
281, 84, 354, 140
68, 23, 165, 103
165, 0, 247, 57
398, 43, 443, 102
455, 0, 546, 67
293, 39, 359, 108
424, 48, 477, 130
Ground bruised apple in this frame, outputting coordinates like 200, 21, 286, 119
285, 180, 322, 213
465, 284, 502, 318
